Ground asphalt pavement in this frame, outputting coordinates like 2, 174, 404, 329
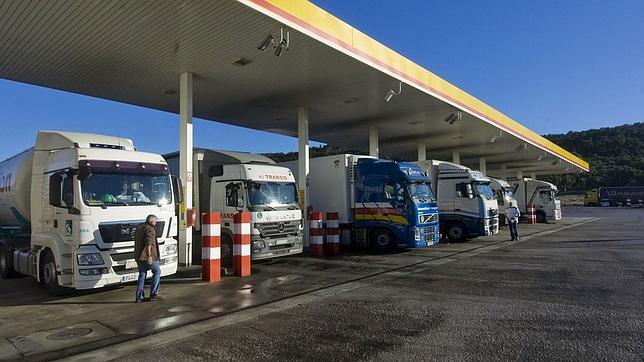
111, 207, 643, 361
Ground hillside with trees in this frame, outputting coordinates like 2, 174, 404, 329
263, 122, 644, 192
542, 122, 644, 191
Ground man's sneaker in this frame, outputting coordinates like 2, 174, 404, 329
149, 294, 157, 301
135, 299, 143, 304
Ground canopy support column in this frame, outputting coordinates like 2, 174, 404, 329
179, 72, 194, 266
417, 142, 426, 161
298, 106, 310, 247
479, 157, 487, 175
530, 172, 537, 179
517, 170, 523, 179
369, 126, 379, 158
452, 151, 460, 164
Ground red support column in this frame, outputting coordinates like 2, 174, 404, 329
233, 212, 251, 276
325, 212, 340, 256
201, 212, 221, 282
309, 211, 324, 257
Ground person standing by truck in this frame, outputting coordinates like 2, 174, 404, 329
506, 202, 520, 241
134, 214, 161, 303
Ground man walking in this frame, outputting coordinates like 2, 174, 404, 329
506, 201, 520, 241
134, 214, 161, 303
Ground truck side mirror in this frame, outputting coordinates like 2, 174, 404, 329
62, 174, 74, 207
171, 176, 183, 204
49, 172, 63, 207
466, 184, 474, 199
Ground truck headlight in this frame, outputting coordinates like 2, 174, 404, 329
77, 253, 104, 266
163, 244, 177, 255
253, 239, 266, 249
415, 227, 421, 241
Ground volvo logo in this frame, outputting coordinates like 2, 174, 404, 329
277, 222, 285, 233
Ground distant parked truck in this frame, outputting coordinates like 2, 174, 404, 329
416, 160, 499, 242
0, 131, 179, 295
510, 178, 562, 222
489, 178, 518, 225
165, 149, 303, 266
281, 154, 440, 250
584, 187, 644, 207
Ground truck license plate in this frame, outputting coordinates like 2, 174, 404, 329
121, 274, 138, 283
275, 239, 288, 245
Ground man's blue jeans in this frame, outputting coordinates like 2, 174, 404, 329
509, 221, 519, 241
136, 260, 160, 301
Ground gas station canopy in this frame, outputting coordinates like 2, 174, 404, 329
0, 0, 588, 175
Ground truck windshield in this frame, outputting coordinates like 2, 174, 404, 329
246, 181, 298, 207
473, 182, 495, 201
407, 181, 434, 202
81, 172, 172, 206
504, 187, 514, 199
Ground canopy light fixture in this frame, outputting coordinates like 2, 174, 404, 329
257, 34, 275, 51
384, 82, 402, 102
514, 143, 527, 152
443, 110, 462, 125
537, 151, 547, 161
489, 130, 502, 143
257, 28, 290, 57
275, 28, 290, 57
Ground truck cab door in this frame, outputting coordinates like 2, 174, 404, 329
49, 171, 78, 243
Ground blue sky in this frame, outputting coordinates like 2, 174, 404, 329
1, 0, 642, 160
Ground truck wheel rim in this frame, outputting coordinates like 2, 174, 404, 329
43, 263, 55, 283
450, 227, 462, 239
376, 233, 390, 246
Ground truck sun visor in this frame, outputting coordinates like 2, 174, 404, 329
79, 160, 169, 175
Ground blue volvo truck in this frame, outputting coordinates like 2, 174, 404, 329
281, 154, 440, 251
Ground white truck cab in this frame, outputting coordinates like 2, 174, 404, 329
165, 149, 303, 266
0, 131, 178, 295
510, 178, 562, 222
489, 178, 518, 225
416, 160, 499, 242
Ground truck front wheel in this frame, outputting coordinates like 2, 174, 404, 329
446, 222, 467, 243
0, 244, 15, 278
371, 229, 395, 252
40, 250, 73, 296
536, 211, 547, 223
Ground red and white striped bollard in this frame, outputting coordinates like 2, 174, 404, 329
309, 211, 324, 257
201, 212, 221, 282
325, 212, 340, 256
233, 212, 251, 276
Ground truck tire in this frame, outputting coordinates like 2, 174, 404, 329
536, 211, 547, 223
221, 234, 233, 270
446, 222, 467, 243
40, 250, 73, 296
0, 244, 16, 278
370, 229, 395, 252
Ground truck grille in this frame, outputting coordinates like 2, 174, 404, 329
99, 221, 165, 243
255, 221, 300, 238
420, 226, 438, 244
